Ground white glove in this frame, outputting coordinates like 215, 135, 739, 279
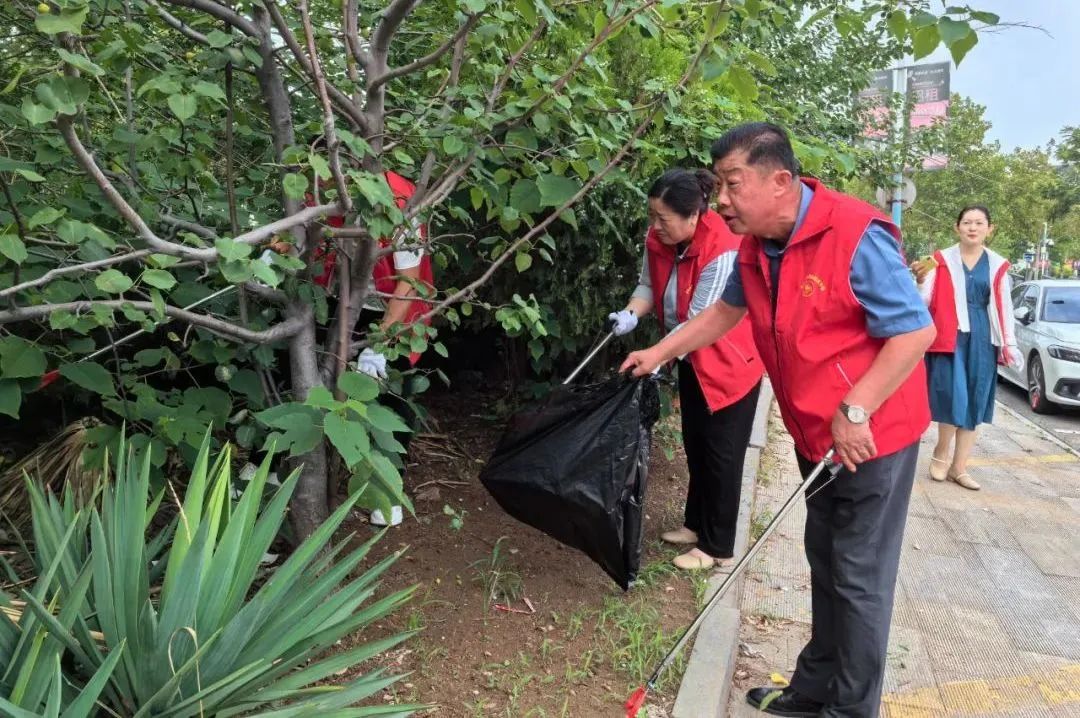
356, 348, 387, 379
608, 309, 638, 336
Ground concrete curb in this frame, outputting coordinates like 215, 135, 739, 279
672, 379, 774, 718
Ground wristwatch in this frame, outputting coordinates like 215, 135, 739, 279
839, 402, 869, 424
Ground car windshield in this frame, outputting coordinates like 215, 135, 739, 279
1041, 287, 1080, 323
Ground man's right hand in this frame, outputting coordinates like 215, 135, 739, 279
620, 347, 664, 377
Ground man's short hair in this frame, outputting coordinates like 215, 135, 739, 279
710, 122, 799, 175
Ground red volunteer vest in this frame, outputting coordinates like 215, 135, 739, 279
309, 171, 434, 365
646, 210, 763, 412
736, 179, 929, 461
925, 248, 1013, 365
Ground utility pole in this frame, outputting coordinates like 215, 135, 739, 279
890, 66, 913, 228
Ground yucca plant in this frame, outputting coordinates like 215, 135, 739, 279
0, 525, 124, 717
15, 433, 420, 717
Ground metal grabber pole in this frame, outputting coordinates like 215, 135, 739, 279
625, 449, 840, 717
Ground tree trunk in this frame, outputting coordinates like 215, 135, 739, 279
286, 302, 330, 541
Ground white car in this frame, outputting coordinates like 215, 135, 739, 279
998, 279, 1080, 413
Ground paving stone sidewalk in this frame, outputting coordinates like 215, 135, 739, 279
728, 404, 1080, 718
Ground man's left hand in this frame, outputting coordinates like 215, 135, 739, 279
831, 410, 877, 472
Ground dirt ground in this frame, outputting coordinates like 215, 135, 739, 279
336, 387, 708, 717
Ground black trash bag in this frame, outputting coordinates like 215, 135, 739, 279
480, 375, 661, 590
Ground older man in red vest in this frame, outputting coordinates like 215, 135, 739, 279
622, 123, 935, 718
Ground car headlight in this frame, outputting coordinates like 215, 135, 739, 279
1047, 345, 1080, 363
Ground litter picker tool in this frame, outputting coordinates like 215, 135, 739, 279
562, 330, 615, 385
624, 448, 840, 718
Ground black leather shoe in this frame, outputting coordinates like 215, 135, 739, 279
746, 686, 824, 717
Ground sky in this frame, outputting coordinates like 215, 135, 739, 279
919, 0, 1079, 152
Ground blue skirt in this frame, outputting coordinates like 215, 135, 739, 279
926, 332, 997, 430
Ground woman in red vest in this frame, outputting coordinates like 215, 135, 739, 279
608, 168, 763, 570
914, 205, 1022, 491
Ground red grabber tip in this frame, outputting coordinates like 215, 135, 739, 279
625, 686, 647, 718
39, 370, 60, 389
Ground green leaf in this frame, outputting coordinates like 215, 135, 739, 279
309, 152, 331, 181
59, 361, 117, 397
56, 48, 104, 76
339, 371, 380, 402
283, 172, 309, 200
205, 29, 233, 48
167, 93, 197, 121
0, 380, 20, 418
515, 252, 532, 272
727, 65, 759, 100
536, 173, 579, 208
305, 385, 338, 409
886, 10, 907, 42
27, 207, 65, 228
250, 257, 279, 287
325, 414, 371, 469
57, 218, 88, 243
21, 97, 56, 125
142, 269, 177, 290
0, 337, 45, 378
970, 10, 999, 25
365, 404, 411, 434
35, 5, 89, 35
442, 135, 465, 155
95, 269, 134, 294
15, 167, 45, 182
0, 234, 27, 264
192, 80, 226, 101
35, 75, 89, 116
462, 0, 487, 11
948, 28, 978, 64
215, 237, 253, 261
912, 24, 940, 59
937, 17, 972, 47
510, 178, 541, 214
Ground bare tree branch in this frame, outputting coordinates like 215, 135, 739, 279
0, 301, 305, 343
486, 21, 548, 111
364, 0, 423, 154
299, 0, 352, 213
145, 0, 211, 45
262, 0, 370, 135
370, 0, 423, 62
367, 14, 480, 93
161, 213, 218, 239
343, 0, 372, 73
0, 250, 153, 301
230, 202, 339, 247
158, 0, 259, 37
412, 0, 727, 326
57, 117, 217, 260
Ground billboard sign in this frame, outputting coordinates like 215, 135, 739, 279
859, 62, 951, 169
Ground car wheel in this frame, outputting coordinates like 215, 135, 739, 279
1027, 354, 1055, 415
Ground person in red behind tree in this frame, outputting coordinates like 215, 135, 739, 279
300, 163, 435, 527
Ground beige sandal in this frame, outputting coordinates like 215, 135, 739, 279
929, 456, 949, 482
948, 472, 981, 491
673, 548, 716, 571
661, 527, 698, 545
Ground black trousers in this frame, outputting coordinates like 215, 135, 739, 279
677, 361, 760, 559
789, 441, 919, 717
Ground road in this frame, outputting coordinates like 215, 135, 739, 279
996, 375, 1080, 454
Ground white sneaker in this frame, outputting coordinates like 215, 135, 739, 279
370, 505, 403, 527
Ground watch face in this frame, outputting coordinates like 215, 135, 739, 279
847, 405, 868, 423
